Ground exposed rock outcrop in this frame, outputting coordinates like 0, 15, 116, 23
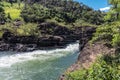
0, 22, 96, 52
67, 42, 115, 72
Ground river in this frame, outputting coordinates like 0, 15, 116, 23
0, 42, 79, 80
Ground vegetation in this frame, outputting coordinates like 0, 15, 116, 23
0, 3, 6, 24
0, 0, 119, 79
16, 23, 40, 36
91, 0, 120, 48
1, 1, 23, 20
66, 0, 120, 80
0, 0, 104, 38
105, 0, 120, 21
21, 4, 51, 22
21, 0, 104, 25
0, 23, 39, 37
91, 21, 120, 48
66, 54, 120, 80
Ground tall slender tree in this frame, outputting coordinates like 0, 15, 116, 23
108, 0, 120, 20
0, 4, 5, 24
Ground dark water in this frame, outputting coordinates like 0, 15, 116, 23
0, 43, 79, 80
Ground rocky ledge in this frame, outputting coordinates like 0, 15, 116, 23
0, 22, 96, 52
67, 42, 115, 72
59, 41, 115, 80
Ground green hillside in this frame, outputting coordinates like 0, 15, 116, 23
0, 0, 120, 80
66, 0, 120, 80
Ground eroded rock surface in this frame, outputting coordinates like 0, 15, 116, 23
0, 22, 96, 52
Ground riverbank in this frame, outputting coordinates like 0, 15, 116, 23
62, 39, 120, 80
67, 41, 115, 72
0, 23, 96, 52
64, 21, 120, 80
64, 39, 120, 80
0, 43, 79, 80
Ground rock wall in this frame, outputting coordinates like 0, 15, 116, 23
0, 22, 96, 52
67, 42, 115, 72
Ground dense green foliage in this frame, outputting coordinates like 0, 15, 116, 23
66, 0, 120, 80
0, 23, 40, 37
91, 0, 120, 48
0, 3, 6, 24
105, 0, 120, 21
21, 4, 51, 22
91, 21, 120, 48
1, 1, 23, 20
0, 0, 104, 38
21, 0, 104, 25
0, 0, 119, 80
0, 0, 105, 25
66, 54, 120, 80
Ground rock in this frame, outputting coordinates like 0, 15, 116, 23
2, 30, 14, 42
0, 22, 96, 52
13, 19, 23, 28
38, 22, 73, 35
37, 36, 64, 47
53, 26, 73, 35
67, 42, 115, 72
0, 43, 9, 51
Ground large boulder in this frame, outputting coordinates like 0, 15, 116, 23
2, 30, 14, 42
53, 26, 73, 35
37, 36, 64, 47
38, 22, 73, 35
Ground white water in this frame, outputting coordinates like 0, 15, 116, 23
0, 42, 79, 80
0, 43, 79, 67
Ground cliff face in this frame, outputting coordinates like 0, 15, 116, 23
0, 22, 96, 52
65, 25, 116, 73
67, 41, 115, 72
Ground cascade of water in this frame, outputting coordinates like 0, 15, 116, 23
0, 42, 79, 67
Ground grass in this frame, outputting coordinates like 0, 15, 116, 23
1, 1, 24, 20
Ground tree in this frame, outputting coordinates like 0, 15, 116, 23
107, 0, 120, 20
0, 4, 6, 24
9, 0, 14, 6
21, 4, 51, 22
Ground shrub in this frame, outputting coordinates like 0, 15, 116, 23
1, 1, 24, 20
66, 54, 120, 80
16, 23, 40, 36
0, 23, 40, 37
91, 21, 120, 48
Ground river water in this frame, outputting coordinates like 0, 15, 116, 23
0, 43, 79, 80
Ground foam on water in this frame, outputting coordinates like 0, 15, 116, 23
0, 43, 79, 67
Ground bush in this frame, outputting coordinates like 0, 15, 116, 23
91, 21, 120, 48
16, 23, 40, 36
1, 1, 24, 20
66, 54, 120, 80
0, 23, 40, 37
